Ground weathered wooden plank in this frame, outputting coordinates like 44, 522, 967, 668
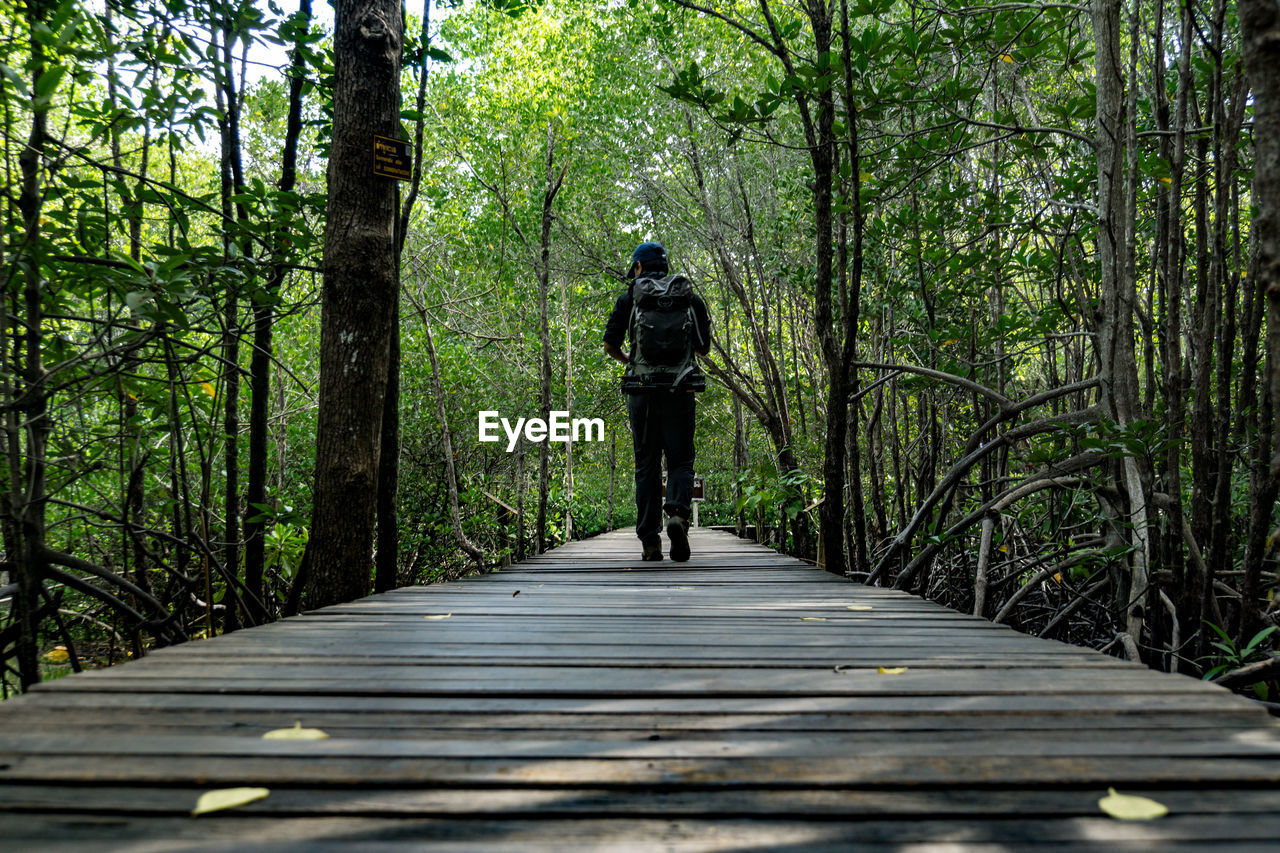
2, 752, 1279, 786
3, 730, 1277, 761
33, 664, 1234, 697
227, 623, 1060, 638
0, 708, 1257, 736
3, 814, 1279, 852
2, 783, 1278, 819
135, 654, 1124, 671
12, 689, 1264, 717
30, 676, 1228, 700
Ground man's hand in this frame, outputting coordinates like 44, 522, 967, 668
604, 341, 630, 366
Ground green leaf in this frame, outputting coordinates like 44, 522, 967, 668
262, 721, 329, 740
34, 65, 66, 102
124, 291, 150, 316
1098, 788, 1168, 820
1204, 621, 1234, 646
1, 63, 30, 99
1242, 626, 1278, 657
191, 787, 269, 816
1202, 664, 1229, 680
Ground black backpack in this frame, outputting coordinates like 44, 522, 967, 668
624, 274, 705, 393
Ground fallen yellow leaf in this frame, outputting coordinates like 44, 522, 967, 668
878, 666, 909, 675
846, 605, 874, 611
200, 381, 216, 398
800, 617, 827, 622
1053, 572, 1063, 583
191, 787, 269, 816
262, 721, 329, 741
1000, 53, 1015, 63
422, 613, 452, 620
42, 648, 69, 663
1158, 176, 1172, 185
1098, 788, 1168, 820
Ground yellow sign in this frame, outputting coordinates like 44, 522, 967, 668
372, 135, 412, 181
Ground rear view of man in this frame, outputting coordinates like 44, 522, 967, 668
603, 242, 711, 562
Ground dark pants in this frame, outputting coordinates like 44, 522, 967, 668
627, 391, 696, 545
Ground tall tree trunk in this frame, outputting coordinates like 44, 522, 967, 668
1093, 0, 1150, 650
535, 125, 563, 553
245, 0, 312, 619
304, 0, 403, 607
806, 1, 846, 577
1208, 53, 1247, 645
11, 0, 53, 689
213, 15, 250, 632
1162, 0, 1192, 654
1240, 0, 1280, 637
424, 323, 483, 567
840, 0, 867, 576
377, 0, 433, 592
562, 277, 574, 543
515, 440, 527, 562
375, 305, 401, 590
119, 34, 152, 622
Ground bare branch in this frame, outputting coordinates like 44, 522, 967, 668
855, 360, 1011, 408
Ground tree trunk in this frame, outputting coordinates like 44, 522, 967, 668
805, 1, 846, 577
1092, 0, 1150, 648
839, 0, 867, 576
424, 323, 484, 568
375, 308, 401, 590
11, 0, 53, 689
1240, 0, 1280, 637
515, 441, 527, 562
535, 125, 563, 553
376, 0, 432, 593
562, 277, 574, 543
213, 14, 251, 633
304, 0, 402, 608
245, 0, 312, 618
1162, 0, 1192, 654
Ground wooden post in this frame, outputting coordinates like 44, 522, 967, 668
807, 498, 825, 569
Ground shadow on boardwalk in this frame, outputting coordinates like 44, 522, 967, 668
0, 528, 1277, 850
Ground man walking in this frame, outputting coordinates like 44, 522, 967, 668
603, 242, 711, 562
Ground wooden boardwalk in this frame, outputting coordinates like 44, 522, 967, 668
0, 527, 1278, 850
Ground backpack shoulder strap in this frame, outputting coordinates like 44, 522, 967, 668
626, 281, 638, 343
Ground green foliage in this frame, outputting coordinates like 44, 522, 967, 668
735, 467, 813, 523
1201, 624, 1278, 700
264, 524, 309, 581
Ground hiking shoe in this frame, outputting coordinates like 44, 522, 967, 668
667, 515, 690, 562
642, 542, 663, 562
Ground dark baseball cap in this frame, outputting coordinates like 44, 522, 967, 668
631, 241, 667, 268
